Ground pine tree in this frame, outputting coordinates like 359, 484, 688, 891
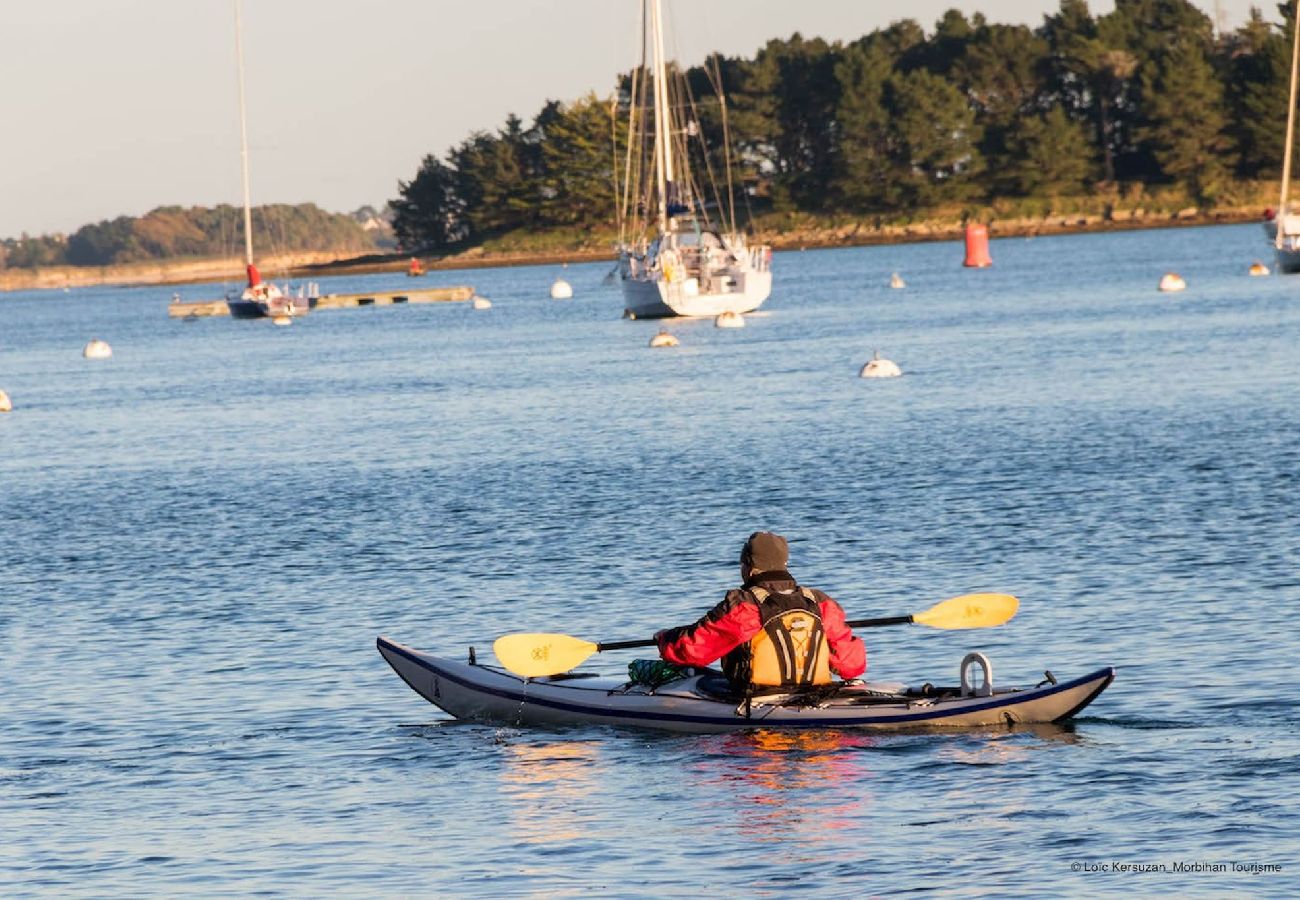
391, 156, 464, 251
1007, 107, 1096, 195
1229, 6, 1294, 177
831, 43, 896, 209
1136, 37, 1234, 200
730, 34, 840, 210
885, 68, 983, 206
955, 23, 1051, 185
538, 94, 624, 226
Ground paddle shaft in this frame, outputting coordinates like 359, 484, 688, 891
595, 614, 914, 652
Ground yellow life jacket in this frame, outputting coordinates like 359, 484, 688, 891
738, 586, 832, 689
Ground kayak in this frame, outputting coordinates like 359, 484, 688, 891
377, 636, 1115, 733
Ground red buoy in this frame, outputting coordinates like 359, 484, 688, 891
964, 223, 992, 268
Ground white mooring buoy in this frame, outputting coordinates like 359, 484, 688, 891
550, 279, 573, 300
472, 295, 492, 310
890, 272, 906, 289
714, 311, 745, 328
82, 339, 113, 359
0, 389, 11, 413
1248, 261, 1269, 276
860, 350, 902, 378
1158, 273, 1186, 293
649, 330, 679, 348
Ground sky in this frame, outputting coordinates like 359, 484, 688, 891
0, 0, 1272, 238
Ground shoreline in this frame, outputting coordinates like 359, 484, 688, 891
0, 207, 1269, 293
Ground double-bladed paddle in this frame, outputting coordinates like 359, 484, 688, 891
492, 592, 1018, 678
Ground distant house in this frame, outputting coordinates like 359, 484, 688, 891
351, 205, 396, 249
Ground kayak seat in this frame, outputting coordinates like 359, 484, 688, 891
693, 671, 741, 701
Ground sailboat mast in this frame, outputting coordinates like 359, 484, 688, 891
234, 0, 254, 268
1278, 0, 1300, 247
650, 0, 672, 232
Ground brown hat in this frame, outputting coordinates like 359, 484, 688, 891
741, 531, 789, 573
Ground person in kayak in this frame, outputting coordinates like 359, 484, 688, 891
655, 531, 866, 691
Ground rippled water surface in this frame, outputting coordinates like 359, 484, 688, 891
3, 224, 1299, 895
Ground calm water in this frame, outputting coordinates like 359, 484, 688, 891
2, 224, 1298, 896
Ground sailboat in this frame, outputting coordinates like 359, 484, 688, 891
1266, 0, 1300, 273
225, 0, 308, 319
615, 0, 771, 319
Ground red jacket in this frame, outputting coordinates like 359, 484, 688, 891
656, 572, 866, 681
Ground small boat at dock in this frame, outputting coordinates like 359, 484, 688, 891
221, 0, 310, 319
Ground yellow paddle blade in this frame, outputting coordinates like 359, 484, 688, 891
912, 593, 1019, 630
493, 633, 599, 677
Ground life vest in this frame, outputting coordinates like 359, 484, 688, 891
725, 586, 832, 690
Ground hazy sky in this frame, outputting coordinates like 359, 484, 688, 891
0, 0, 1270, 238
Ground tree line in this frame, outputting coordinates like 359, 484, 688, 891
1, 204, 375, 270
392, 0, 1298, 252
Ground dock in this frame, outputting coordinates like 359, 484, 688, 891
169, 285, 476, 318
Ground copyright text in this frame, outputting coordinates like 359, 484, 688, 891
1070, 861, 1281, 875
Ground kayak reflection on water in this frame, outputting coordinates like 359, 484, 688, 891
498, 738, 601, 846
691, 730, 877, 841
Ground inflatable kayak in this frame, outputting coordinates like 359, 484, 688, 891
377, 637, 1115, 733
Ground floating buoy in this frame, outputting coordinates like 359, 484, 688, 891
649, 330, 679, 348
82, 339, 112, 359
1249, 261, 1270, 276
964, 223, 992, 268
860, 350, 901, 378
1158, 273, 1186, 292
889, 272, 906, 289
715, 311, 745, 328
0, 389, 11, 413
472, 295, 492, 310
272, 314, 293, 326
550, 278, 573, 299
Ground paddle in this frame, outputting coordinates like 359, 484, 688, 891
493, 592, 1018, 678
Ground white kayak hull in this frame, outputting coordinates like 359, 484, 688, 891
377, 637, 1115, 734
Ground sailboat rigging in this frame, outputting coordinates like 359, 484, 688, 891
1266, 0, 1300, 273
225, 0, 308, 319
615, 0, 771, 319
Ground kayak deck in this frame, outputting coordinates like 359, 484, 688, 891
377, 637, 1115, 733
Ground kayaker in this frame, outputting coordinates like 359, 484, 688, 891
655, 532, 866, 691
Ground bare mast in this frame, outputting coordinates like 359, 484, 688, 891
234, 0, 254, 268
650, 0, 673, 233
1278, 0, 1300, 248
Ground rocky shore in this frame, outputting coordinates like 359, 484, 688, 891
0, 204, 1270, 292
0, 250, 358, 294
308, 202, 1271, 278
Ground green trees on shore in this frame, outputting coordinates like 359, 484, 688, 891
393, 0, 1298, 252
391, 96, 622, 251
1, 204, 375, 270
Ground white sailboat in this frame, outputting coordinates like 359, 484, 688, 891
615, 0, 771, 319
225, 0, 307, 319
1265, 0, 1300, 273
